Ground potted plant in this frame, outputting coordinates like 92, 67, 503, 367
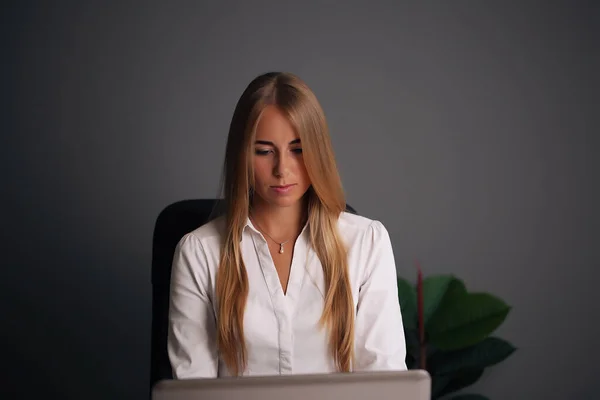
397, 262, 516, 400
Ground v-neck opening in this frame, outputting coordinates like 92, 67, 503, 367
249, 224, 309, 308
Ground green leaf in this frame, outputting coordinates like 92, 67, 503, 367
436, 368, 484, 398
397, 277, 417, 330
429, 337, 516, 375
422, 275, 463, 325
427, 292, 511, 351
449, 395, 490, 400
425, 277, 468, 332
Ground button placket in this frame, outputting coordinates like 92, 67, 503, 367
250, 229, 293, 374
280, 230, 312, 373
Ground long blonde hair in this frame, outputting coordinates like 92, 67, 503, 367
216, 72, 354, 375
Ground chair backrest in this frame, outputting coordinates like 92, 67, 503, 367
150, 199, 358, 390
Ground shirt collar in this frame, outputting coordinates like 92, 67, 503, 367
243, 216, 310, 242
244, 216, 259, 234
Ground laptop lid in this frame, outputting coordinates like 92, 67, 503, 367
152, 370, 431, 400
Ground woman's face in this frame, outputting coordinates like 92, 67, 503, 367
251, 105, 311, 210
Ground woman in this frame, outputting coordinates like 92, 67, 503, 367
168, 72, 406, 378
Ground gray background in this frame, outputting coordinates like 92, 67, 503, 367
3, 1, 598, 399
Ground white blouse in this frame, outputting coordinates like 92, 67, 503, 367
167, 211, 407, 378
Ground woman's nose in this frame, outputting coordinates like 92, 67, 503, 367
273, 153, 290, 178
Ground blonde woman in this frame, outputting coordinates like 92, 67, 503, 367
167, 72, 407, 378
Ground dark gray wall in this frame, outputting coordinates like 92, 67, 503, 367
4, 1, 598, 399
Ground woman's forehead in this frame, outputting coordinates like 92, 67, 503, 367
254, 106, 299, 142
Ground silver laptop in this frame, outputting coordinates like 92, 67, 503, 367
152, 370, 431, 400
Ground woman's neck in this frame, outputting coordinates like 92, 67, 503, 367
250, 199, 307, 242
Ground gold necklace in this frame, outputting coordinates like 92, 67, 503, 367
250, 216, 295, 254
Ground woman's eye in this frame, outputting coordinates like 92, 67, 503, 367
255, 149, 271, 155
291, 148, 303, 154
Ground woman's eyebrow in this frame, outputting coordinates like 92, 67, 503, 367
254, 139, 301, 145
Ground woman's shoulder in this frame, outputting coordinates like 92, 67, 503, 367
176, 215, 226, 255
338, 211, 387, 233
188, 215, 226, 240
338, 212, 395, 285
337, 211, 390, 244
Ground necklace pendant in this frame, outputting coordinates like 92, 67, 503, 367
279, 243, 284, 254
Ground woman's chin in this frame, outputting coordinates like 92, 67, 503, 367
271, 197, 303, 208
260, 194, 304, 209
252, 188, 309, 210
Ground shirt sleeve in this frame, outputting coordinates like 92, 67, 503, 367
353, 220, 407, 371
167, 233, 219, 378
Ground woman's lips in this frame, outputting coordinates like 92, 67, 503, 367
271, 184, 296, 194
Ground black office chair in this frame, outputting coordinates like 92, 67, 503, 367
149, 199, 358, 391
